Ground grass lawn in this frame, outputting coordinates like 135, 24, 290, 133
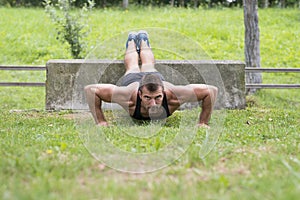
0, 6, 300, 200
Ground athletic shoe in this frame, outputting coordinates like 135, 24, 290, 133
137, 30, 150, 53
125, 31, 138, 51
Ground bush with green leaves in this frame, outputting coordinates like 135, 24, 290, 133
44, 0, 94, 59
1, 0, 299, 7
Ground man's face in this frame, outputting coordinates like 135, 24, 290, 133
139, 86, 164, 114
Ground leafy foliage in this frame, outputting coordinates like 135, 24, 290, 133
44, 0, 94, 58
1, 0, 299, 7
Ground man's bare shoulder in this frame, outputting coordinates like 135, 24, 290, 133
163, 81, 174, 88
112, 82, 139, 104
163, 81, 196, 103
163, 81, 189, 92
111, 82, 138, 111
115, 82, 139, 94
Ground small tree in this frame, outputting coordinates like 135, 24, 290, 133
44, 0, 94, 59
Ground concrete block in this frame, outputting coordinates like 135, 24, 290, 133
46, 59, 245, 110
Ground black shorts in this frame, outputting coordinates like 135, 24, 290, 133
121, 72, 165, 86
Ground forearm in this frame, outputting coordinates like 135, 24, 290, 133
85, 86, 108, 125
170, 84, 218, 125
93, 99, 107, 125
197, 85, 218, 125
199, 95, 213, 125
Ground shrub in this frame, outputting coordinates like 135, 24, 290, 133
44, 0, 94, 59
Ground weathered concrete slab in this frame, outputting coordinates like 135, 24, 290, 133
46, 59, 246, 110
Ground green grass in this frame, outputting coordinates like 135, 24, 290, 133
0, 7, 300, 200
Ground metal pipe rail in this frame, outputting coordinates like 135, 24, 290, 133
245, 67, 300, 73
245, 67, 300, 89
0, 66, 45, 71
0, 65, 299, 88
0, 65, 45, 87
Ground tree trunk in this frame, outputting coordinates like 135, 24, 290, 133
279, 0, 286, 8
193, 0, 199, 8
123, 0, 128, 8
263, 0, 269, 8
180, 0, 185, 7
102, 0, 107, 7
170, 0, 175, 7
243, 0, 262, 94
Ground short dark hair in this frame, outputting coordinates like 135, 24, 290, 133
139, 73, 164, 92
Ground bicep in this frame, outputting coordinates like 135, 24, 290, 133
170, 84, 210, 103
189, 84, 212, 101
93, 84, 116, 102
94, 84, 134, 105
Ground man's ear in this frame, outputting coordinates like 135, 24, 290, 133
138, 90, 142, 99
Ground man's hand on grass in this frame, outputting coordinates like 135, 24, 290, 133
97, 121, 109, 127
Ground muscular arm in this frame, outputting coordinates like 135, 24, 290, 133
189, 84, 218, 126
84, 84, 135, 126
165, 82, 218, 126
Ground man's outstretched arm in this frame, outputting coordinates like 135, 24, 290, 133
167, 83, 218, 127
190, 84, 218, 127
84, 84, 117, 126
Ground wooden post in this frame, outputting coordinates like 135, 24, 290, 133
243, 0, 262, 94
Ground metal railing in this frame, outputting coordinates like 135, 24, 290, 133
245, 67, 300, 89
1, 65, 299, 89
0, 65, 45, 87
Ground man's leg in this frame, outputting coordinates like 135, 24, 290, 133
138, 31, 157, 72
124, 33, 140, 75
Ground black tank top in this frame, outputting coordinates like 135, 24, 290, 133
131, 92, 171, 120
